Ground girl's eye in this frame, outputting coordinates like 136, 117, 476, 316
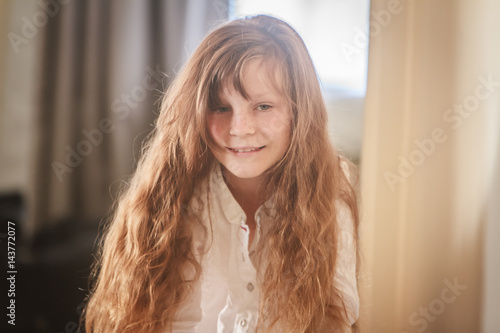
257, 104, 272, 111
213, 106, 230, 113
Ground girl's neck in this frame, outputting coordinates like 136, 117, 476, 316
221, 167, 266, 215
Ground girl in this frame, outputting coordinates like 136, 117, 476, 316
84, 14, 359, 333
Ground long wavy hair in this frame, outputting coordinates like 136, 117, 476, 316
84, 15, 359, 333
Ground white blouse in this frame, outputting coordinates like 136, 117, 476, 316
172, 163, 359, 332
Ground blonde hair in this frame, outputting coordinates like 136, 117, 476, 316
84, 15, 359, 332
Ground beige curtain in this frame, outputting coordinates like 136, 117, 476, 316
0, 0, 228, 245
359, 0, 500, 332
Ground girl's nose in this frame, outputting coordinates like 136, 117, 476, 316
229, 111, 256, 136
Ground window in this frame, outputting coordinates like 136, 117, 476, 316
232, 0, 370, 161
231, 0, 369, 92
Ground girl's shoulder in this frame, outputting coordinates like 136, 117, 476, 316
186, 173, 212, 256
188, 175, 210, 217
339, 155, 355, 180
336, 155, 359, 231
185, 162, 218, 224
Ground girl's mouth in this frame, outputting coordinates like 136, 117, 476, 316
227, 146, 265, 153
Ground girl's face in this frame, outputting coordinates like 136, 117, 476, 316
207, 60, 291, 182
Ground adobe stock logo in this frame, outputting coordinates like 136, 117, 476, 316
385, 74, 500, 191
340, 0, 405, 63
401, 277, 467, 333
8, 0, 72, 54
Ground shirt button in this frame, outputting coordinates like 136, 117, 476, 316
240, 319, 247, 327
247, 282, 254, 292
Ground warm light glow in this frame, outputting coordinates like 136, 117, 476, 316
233, 0, 369, 92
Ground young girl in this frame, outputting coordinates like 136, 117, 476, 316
84, 15, 359, 333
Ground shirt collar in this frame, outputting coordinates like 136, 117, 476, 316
209, 162, 246, 225
209, 162, 276, 226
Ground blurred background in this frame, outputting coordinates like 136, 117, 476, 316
0, 0, 498, 332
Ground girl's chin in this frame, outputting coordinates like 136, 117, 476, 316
226, 169, 265, 180
220, 164, 267, 181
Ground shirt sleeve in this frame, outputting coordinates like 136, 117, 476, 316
171, 202, 206, 332
334, 202, 359, 325
171, 278, 203, 332
335, 160, 359, 325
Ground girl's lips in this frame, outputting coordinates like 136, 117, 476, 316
226, 146, 265, 153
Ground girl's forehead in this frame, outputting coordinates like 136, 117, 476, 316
218, 59, 286, 99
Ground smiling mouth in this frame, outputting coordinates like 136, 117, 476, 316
227, 146, 265, 153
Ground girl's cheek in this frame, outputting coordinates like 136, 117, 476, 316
259, 112, 289, 137
208, 118, 226, 140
